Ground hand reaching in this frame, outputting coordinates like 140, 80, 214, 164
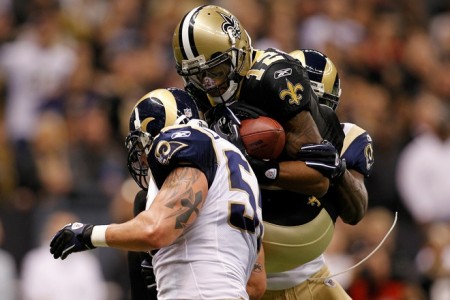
297, 140, 346, 180
50, 222, 95, 260
245, 155, 280, 185
141, 257, 157, 292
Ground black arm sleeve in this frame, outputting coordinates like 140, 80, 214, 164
128, 251, 155, 300
128, 190, 157, 300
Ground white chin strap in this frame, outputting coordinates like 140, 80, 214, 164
187, 118, 208, 128
174, 115, 188, 125
209, 80, 239, 106
176, 115, 208, 128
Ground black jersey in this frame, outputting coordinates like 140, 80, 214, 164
233, 49, 345, 271
205, 49, 347, 272
239, 48, 344, 152
234, 48, 343, 223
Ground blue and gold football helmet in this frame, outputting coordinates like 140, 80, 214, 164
290, 49, 341, 110
125, 88, 201, 190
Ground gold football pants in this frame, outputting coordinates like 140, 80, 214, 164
262, 265, 351, 300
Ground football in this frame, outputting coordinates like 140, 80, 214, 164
239, 116, 286, 159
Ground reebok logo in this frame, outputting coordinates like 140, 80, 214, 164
265, 168, 278, 180
71, 223, 83, 230
274, 68, 292, 79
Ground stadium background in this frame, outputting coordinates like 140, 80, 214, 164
0, 0, 449, 299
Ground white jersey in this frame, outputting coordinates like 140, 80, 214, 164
147, 124, 263, 299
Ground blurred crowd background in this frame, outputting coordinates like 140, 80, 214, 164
0, 0, 449, 299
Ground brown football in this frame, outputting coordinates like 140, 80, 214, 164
239, 116, 285, 159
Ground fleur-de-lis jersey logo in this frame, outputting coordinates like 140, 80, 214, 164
154, 140, 188, 165
219, 12, 241, 39
307, 196, 321, 207
280, 79, 303, 105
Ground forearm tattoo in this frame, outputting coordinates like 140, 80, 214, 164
253, 262, 263, 273
160, 168, 204, 229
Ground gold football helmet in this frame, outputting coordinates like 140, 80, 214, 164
290, 49, 341, 110
173, 5, 253, 106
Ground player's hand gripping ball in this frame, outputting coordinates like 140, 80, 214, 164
239, 116, 285, 160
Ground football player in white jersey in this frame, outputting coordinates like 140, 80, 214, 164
50, 88, 263, 300
255, 49, 374, 299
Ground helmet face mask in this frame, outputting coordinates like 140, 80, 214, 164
290, 49, 341, 111
309, 80, 340, 110
125, 88, 201, 190
173, 5, 252, 106
186, 57, 233, 97
125, 131, 152, 190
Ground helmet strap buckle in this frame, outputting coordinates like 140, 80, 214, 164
181, 55, 207, 75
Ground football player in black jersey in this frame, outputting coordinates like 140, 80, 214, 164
290, 49, 374, 224
255, 49, 374, 299
172, 5, 354, 300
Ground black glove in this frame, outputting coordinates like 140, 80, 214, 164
209, 105, 242, 139
228, 123, 279, 185
297, 140, 346, 179
245, 155, 280, 185
141, 257, 157, 293
50, 223, 95, 260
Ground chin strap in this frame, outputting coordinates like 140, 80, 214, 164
174, 115, 188, 125
208, 29, 241, 106
208, 80, 239, 105
175, 115, 208, 129
133, 108, 141, 130
187, 118, 208, 128
308, 211, 398, 283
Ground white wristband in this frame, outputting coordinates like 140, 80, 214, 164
91, 225, 109, 247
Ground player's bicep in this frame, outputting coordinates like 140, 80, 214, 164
336, 168, 368, 224
349, 169, 365, 182
283, 111, 322, 158
149, 167, 208, 245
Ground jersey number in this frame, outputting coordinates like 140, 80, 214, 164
246, 52, 284, 81
225, 150, 262, 237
